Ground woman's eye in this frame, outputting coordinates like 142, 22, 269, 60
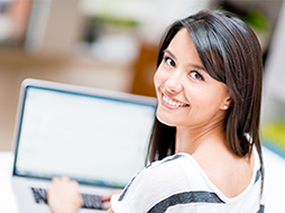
189, 71, 204, 80
164, 57, 175, 67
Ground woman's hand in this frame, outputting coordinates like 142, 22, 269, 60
106, 208, 115, 213
47, 176, 83, 213
100, 189, 123, 210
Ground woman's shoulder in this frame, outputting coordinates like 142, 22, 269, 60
144, 153, 205, 181
191, 143, 261, 199
146, 153, 192, 169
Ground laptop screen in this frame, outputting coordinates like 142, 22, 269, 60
13, 85, 156, 188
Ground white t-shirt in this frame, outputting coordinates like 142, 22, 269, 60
111, 146, 265, 213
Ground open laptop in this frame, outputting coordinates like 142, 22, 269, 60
11, 78, 157, 213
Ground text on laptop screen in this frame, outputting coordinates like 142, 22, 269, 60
14, 86, 156, 188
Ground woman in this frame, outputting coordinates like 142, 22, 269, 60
48, 10, 265, 213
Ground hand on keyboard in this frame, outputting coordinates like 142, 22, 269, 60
100, 189, 123, 210
47, 176, 83, 213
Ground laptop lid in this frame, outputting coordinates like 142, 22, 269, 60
12, 78, 157, 189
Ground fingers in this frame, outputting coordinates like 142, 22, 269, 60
61, 176, 70, 182
106, 208, 115, 213
100, 189, 123, 201
100, 194, 112, 201
78, 193, 84, 206
51, 176, 78, 186
100, 189, 123, 209
47, 176, 82, 213
51, 176, 60, 183
102, 201, 111, 210
52, 176, 70, 182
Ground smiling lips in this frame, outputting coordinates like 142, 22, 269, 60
162, 93, 189, 108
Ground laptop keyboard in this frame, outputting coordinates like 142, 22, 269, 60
31, 187, 104, 210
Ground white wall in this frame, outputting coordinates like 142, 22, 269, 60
80, 0, 211, 44
262, 0, 285, 123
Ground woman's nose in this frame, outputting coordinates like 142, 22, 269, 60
165, 71, 183, 94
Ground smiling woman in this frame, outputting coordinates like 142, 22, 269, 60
48, 10, 265, 213
154, 29, 231, 129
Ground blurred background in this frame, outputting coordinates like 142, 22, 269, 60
0, 0, 284, 156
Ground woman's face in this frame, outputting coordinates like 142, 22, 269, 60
154, 28, 230, 128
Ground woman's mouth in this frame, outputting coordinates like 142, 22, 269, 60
162, 93, 189, 108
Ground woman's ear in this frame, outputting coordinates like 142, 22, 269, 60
221, 97, 232, 110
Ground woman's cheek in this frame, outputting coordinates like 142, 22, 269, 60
154, 69, 162, 89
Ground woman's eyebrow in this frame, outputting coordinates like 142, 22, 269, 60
191, 64, 206, 71
163, 49, 176, 60
164, 49, 205, 71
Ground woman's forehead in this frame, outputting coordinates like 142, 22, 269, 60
167, 29, 204, 67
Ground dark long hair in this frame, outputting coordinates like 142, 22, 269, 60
147, 10, 264, 190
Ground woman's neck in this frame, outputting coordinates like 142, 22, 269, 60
175, 119, 227, 155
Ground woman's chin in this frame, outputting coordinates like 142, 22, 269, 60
156, 114, 176, 127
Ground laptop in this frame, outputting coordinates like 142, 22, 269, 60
11, 78, 157, 213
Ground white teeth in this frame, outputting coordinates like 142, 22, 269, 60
162, 95, 186, 107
